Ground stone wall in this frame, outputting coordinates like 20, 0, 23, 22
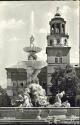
0, 107, 79, 124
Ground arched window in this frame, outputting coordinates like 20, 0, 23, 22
50, 40, 53, 46
55, 23, 60, 34
59, 57, 62, 63
51, 24, 54, 34
64, 39, 67, 46
62, 24, 65, 33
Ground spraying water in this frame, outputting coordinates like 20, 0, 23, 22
31, 11, 34, 35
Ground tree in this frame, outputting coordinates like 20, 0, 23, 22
38, 66, 47, 90
51, 67, 65, 95
50, 65, 80, 106
0, 86, 11, 107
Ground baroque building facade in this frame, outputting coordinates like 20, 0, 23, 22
5, 66, 27, 97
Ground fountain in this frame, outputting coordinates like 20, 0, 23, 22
0, 8, 79, 125
10, 10, 47, 107
10, 34, 48, 108
18, 35, 48, 107
18, 10, 47, 85
31, 11, 34, 35
21, 35, 47, 85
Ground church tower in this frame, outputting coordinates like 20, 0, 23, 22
46, 8, 71, 96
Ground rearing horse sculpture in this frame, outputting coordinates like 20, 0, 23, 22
53, 91, 65, 107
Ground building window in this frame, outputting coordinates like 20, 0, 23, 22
55, 57, 62, 64
64, 39, 67, 46
55, 57, 58, 63
55, 23, 60, 34
62, 24, 65, 33
50, 40, 53, 46
59, 57, 62, 63
51, 24, 54, 34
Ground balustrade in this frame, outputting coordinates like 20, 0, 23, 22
0, 107, 79, 124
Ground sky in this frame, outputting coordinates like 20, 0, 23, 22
0, 1, 79, 88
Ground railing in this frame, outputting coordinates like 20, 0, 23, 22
0, 107, 80, 124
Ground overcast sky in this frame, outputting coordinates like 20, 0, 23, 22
0, 1, 79, 88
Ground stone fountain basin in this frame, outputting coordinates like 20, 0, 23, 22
18, 61, 47, 69
0, 107, 79, 124
0, 107, 79, 120
23, 46, 42, 53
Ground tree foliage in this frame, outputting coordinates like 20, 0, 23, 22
0, 86, 11, 107
50, 65, 80, 106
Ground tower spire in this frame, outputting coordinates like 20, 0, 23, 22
56, 7, 59, 13
31, 11, 34, 35
55, 7, 61, 17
